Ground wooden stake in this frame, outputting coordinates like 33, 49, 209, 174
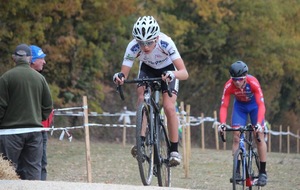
83, 96, 92, 183
279, 125, 282, 153
180, 101, 187, 177
268, 125, 271, 153
122, 118, 126, 147
185, 104, 191, 178
186, 105, 191, 158
297, 130, 299, 154
214, 111, 219, 150
287, 126, 290, 154
201, 113, 205, 150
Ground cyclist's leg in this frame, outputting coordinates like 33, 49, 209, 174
231, 101, 248, 177
136, 64, 155, 138
159, 64, 181, 166
231, 100, 248, 155
162, 92, 178, 143
249, 106, 267, 163
131, 65, 149, 157
250, 105, 268, 186
162, 91, 181, 166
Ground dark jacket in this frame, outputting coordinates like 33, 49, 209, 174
0, 61, 53, 129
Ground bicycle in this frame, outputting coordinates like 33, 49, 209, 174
220, 124, 262, 190
117, 77, 172, 187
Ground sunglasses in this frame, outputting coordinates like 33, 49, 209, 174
137, 39, 156, 47
231, 76, 246, 82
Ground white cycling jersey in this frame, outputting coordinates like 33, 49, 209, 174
122, 32, 182, 69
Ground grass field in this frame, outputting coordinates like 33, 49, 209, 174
47, 137, 300, 190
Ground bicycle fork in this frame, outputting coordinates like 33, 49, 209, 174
240, 135, 253, 188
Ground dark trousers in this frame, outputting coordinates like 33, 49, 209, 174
41, 131, 48, 180
2, 132, 43, 180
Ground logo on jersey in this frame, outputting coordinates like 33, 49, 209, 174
168, 48, 176, 56
146, 57, 169, 65
155, 54, 163, 59
160, 40, 169, 49
130, 44, 140, 53
125, 54, 135, 61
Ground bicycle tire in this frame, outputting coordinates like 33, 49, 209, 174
249, 149, 261, 189
156, 119, 171, 187
136, 102, 154, 186
232, 149, 245, 190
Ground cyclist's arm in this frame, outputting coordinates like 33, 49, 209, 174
172, 58, 189, 80
116, 40, 138, 83
161, 35, 188, 80
250, 79, 266, 125
120, 65, 131, 79
219, 82, 232, 124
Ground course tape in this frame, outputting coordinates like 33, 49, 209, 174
212, 121, 300, 139
0, 107, 299, 140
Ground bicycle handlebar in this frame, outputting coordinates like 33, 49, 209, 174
219, 124, 261, 142
116, 77, 172, 100
124, 77, 162, 83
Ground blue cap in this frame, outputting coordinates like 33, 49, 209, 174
30, 45, 46, 63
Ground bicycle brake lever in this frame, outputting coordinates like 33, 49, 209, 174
220, 131, 226, 142
116, 85, 125, 100
166, 81, 172, 97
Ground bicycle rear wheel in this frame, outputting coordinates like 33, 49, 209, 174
232, 149, 245, 190
136, 102, 154, 186
156, 120, 171, 187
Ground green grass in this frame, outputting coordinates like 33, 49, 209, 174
47, 138, 300, 189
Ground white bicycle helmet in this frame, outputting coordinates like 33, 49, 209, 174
132, 16, 160, 41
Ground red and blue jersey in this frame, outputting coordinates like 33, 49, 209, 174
219, 75, 265, 126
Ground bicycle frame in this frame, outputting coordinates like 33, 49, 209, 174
117, 77, 172, 187
220, 124, 261, 190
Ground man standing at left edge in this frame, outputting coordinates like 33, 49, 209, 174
0, 44, 53, 180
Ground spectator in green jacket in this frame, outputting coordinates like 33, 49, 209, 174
0, 43, 53, 180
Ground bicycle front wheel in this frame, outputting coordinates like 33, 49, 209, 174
232, 149, 245, 190
136, 102, 154, 186
249, 148, 261, 189
156, 121, 171, 187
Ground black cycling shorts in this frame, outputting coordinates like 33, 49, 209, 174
137, 63, 179, 95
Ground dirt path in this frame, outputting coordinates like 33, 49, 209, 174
0, 180, 189, 190
45, 139, 300, 190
